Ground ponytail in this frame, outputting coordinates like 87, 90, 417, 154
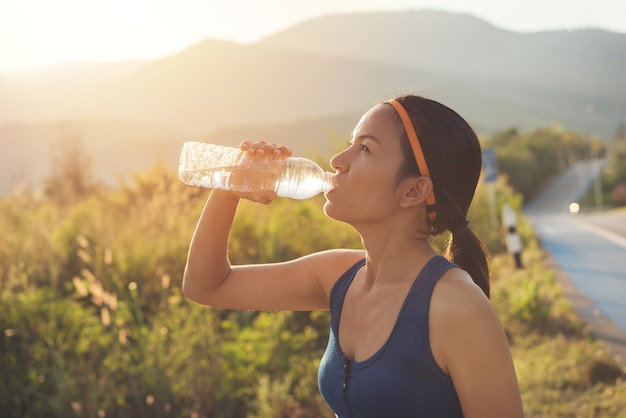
388, 94, 491, 298
445, 226, 491, 298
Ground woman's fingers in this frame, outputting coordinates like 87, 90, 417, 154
234, 190, 278, 205
239, 141, 292, 158
232, 140, 288, 204
274, 145, 293, 157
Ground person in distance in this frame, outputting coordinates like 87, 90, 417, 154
182, 94, 524, 418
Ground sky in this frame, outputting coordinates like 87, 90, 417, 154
1, 0, 626, 73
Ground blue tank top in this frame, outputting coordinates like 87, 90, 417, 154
318, 255, 464, 418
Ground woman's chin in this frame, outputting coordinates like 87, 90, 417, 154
322, 202, 338, 220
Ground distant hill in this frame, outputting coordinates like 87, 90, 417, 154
1, 9, 625, 193
0, 61, 144, 124
0, 120, 185, 194
258, 10, 626, 136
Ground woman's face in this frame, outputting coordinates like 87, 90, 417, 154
324, 103, 407, 225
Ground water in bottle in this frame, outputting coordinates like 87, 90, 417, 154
178, 142, 333, 199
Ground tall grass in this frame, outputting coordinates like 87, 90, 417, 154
1, 162, 624, 417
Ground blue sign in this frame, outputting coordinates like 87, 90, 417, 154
482, 148, 498, 183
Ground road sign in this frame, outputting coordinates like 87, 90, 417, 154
482, 148, 498, 183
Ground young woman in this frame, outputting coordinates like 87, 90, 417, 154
183, 94, 524, 417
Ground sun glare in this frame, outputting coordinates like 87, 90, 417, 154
2, 0, 625, 73
1, 0, 306, 73
1, 0, 210, 72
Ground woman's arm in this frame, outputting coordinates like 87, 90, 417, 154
430, 270, 525, 418
182, 142, 362, 311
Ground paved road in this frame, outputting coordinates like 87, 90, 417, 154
524, 159, 608, 216
583, 210, 626, 240
524, 159, 626, 365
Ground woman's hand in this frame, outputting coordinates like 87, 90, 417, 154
227, 140, 293, 204
240, 140, 292, 158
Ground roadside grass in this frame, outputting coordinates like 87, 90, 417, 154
492, 241, 626, 417
2, 171, 626, 416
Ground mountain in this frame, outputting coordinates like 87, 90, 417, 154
2, 9, 626, 194
0, 61, 144, 124
258, 10, 626, 136
72, 40, 438, 135
259, 10, 626, 93
0, 119, 185, 195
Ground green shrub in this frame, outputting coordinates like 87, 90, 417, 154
2, 152, 625, 417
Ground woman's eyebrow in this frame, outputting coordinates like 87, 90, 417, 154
353, 134, 382, 145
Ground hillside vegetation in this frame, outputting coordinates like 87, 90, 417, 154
4, 9, 626, 196
2, 128, 626, 417
4, 10, 626, 136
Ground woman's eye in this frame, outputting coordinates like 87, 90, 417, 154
346, 140, 369, 152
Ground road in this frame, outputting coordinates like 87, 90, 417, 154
524, 159, 626, 365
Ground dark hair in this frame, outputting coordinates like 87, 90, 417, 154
391, 94, 491, 298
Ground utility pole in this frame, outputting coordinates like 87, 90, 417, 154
587, 104, 603, 209
502, 204, 523, 269
622, 115, 626, 153
482, 148, 498, 226
591, 140, 604, 209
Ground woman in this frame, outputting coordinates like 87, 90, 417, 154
182, 94, 524, 417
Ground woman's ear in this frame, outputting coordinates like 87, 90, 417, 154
398, 176, 433, 209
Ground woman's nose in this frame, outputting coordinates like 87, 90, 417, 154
329, 150, 348, 173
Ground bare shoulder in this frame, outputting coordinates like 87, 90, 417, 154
192, 247, 365, 311
429, 267, 524, 418
289, 248, 365, 308
300, 248, 365, 290
431, 267, 493, 317
429, 267, 502, 355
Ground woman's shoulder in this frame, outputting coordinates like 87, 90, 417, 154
303, 248, 364, 262
433, 266, 489, 308
295, 248, 365, 291
429, 267, 524, 417
429, 266, 504, 366
304, 248, 365, 275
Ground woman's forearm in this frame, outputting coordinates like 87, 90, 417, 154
182, 189, 239, 303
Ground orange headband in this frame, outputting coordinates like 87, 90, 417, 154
386, 99, 437, 223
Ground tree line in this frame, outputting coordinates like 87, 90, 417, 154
1, 123, 625, 417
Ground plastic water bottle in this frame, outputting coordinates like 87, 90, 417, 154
178, 142, 333, 199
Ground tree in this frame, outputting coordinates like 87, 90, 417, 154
43, 123, 99, 204
485, 126, 593, 201
615, 120, 626, 153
